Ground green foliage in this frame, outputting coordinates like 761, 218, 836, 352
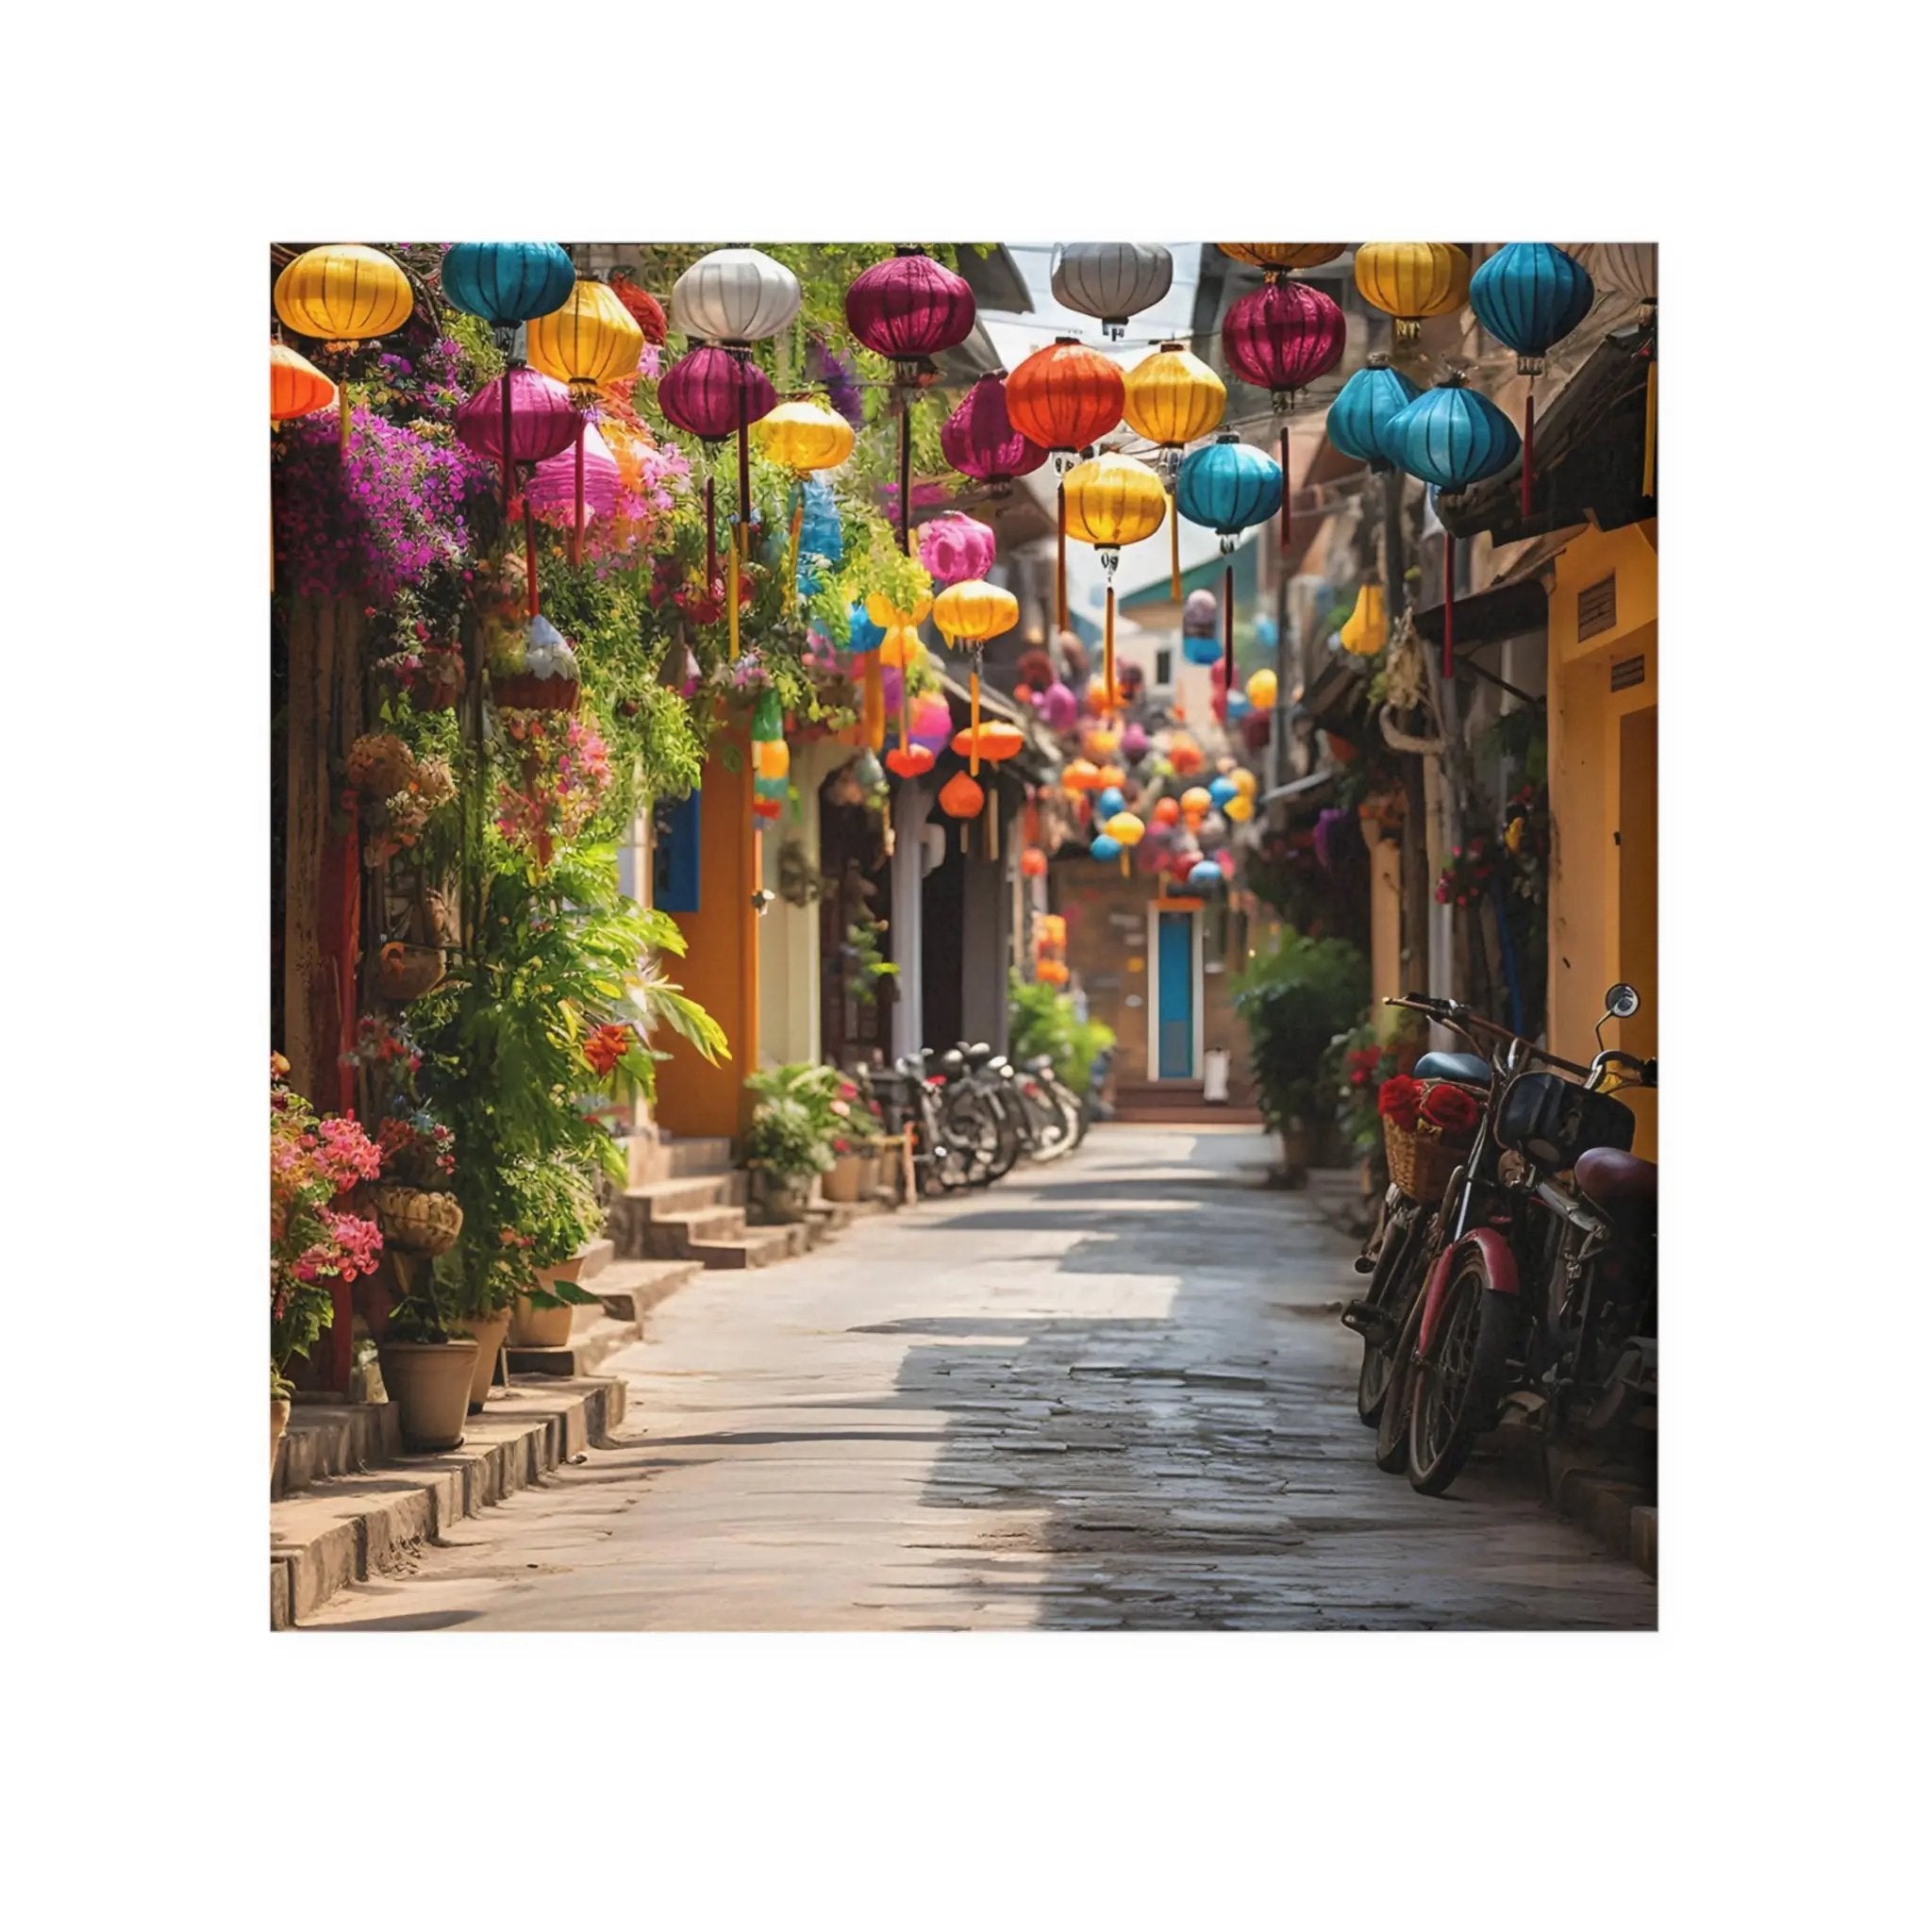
1231, 931, 1371, 1131
744, 1062, 841, 1179
1008, 973, 1116, 1096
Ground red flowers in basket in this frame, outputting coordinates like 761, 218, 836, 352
1377, 1075, 1424, 1132
1420, 1082, 1482, 1136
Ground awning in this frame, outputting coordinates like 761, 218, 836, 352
1411, 578, 1548, 651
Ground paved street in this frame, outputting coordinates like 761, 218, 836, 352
308, 1126, 1657, 1631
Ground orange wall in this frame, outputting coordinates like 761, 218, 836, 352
654, 730, 757, 1141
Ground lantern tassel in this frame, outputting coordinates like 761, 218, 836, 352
1442, 528, 1456, 681
787, 484, 803, 613
1223, 561, 1236, 694
1279, 426, 1291, 549
524, 501, 539, 619
736, 358, 753, 559
499, 370, 514, 516
970, 660, 982, 776
899, 407, 913, 558
727, 526, 740, 660
895, 646, 910, 753
340, 390, 352, 462
1057, 480, 1068, 635
1120, 849, 1129, 878
1521, 386, 1535, 521
1104, 583, 1116, 720
1642, 354, 1657, 501
1169, 489, 1181, 603
864, 655, 885, 753
704, 471, 717, 591
986, 786, 999, 861
572, 419, 585, 567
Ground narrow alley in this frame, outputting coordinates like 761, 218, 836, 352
308, 1126, 1655, 1633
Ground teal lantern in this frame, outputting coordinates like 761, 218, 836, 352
1385, 376, 1520, 677
1187, 858, 1223, 891
796, 475, 842, 597
1327, 356, 1421, 473
1468, 243, 1594, 514
1176, 432, 1283, 691
441, 242, 576, 333
1091, 834, 1123, 862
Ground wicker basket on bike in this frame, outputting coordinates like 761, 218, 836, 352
1378, 1068, 1484, 1205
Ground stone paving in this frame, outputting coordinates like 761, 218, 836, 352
305, 1126, 1657, 1632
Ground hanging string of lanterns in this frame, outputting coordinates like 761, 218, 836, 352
524, 278, 644, 552
658, 343, 777, 592
1175, 432, 1282, 691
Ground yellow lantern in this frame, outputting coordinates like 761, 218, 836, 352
1353, 243, 1472, 345
1218, 244, 1346, 276
1124, 343, 1225, 600
755, 739, 791, 781
526, 279, 643, 403
1083, 726, 1120, 761
1232, 768, 1258, 798
273, 244, 413, 454
1223, 791, 1255, 824
933, 578, 1020, 774
1063, 451, 1167, 715
1245, 667, 1278, 710
866, 589, 932, 628
879, 625, 924, 670
1340, 582, 1389, 657
757, 398, 855, 609
1104, 808, 1145, 875
1181, 785, 1212, 821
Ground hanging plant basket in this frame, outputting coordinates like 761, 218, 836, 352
490, 669, 581, 712
375, 941, 446, 1002
371, 1184, 463, 1256
345, 731, 419, 800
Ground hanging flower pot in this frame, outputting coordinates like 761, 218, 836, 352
370, 1184, 463, 1255
374, 942, 446, 1003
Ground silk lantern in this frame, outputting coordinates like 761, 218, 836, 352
757, 398, 856, 608
1188, 858, 1223, 890
274, 243, 413, 456
528, 423, 619, 558
796, 475, 843, 597
1384, 376, 1520, 675
525, 279, 645, 555
457, 365, 578, 525
608, 273, 669, 345
1007, 338, 1127, 634
1182, 587, 1222, 667
1103, 809, 1145, 875
1062, 451, 1166, 714
270, 342, 334, 423
1022, 845, 1049, 878
1353, 243, 1472, 346
1339, 581, 1388, 657
939, 769, 986, 852
1176, 433, 1282, 691
1124, 341, 1226, 599
1091, 834, 1122, 863
934, 578, 1020, 773
1223, 278, 1344, 549
1246, 667, 1277, 710
659, 343, 777, 590
1217, 244, 1345, 278
1467, 243, 1594, 514
1327, 356, 1422, 474
846, 248, 977, 552
441, 242, 575, 335
868, 587, 936, 757
941, 372, 1048, 505
671, 246, 802, 557
920, 512, 997, 587
1050, 243, 1174, 340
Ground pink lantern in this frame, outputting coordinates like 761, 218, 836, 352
1032, 681, 1078, 733
457, 367, 579, 516
909, 692, 953, 751
920, 512, 997, 586
528, 424, 619, 543
1222, 279, 1346, 549
941, 372, 1048, 500
1121, 721, 1150, 762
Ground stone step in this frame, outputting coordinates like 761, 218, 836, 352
577, 1236, 616, 1280
507, 1315, 641, 1379
269, 1376, 625, 1628
610, 1175, 747, 1259
275, 1397, 405, 1503
689, 1224, 809, 1269
666, 1135, 734, 1176
625, 1174, 747, 1218
591, 1257, 706, 1323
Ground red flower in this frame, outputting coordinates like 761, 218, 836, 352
1420, 1082, 1481, 1136
1377, 1075, 1424, 1131
584, 1024, 633, 1078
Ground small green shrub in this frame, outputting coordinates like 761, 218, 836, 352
1008, 974, 1115, 1095
1231, 932, 1370, 1132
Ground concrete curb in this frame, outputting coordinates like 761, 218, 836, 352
1492, 1425, 1657, 1578
269, 1376, 625, 1629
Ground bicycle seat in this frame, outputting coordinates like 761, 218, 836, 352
1574, 1147, 1657, 1209
939, 1049, 966, 1074
1022, 1054, 1055, 1075
962, 1041, 994, 1067
1414, 1051, 1491, 1089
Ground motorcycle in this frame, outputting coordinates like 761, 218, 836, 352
1374, 985, 1657, 1495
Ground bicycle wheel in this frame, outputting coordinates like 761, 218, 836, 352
939, 1089, 1002, 1186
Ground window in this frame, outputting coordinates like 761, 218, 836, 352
1154, 646, 1174, 689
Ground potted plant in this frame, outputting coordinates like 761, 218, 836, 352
743, 1063, 839, 1221
501, 1157, 607, 1348
375, 1272, 479, 1452
1231, 932, 1369, 1185
270, 1054, 384, 1474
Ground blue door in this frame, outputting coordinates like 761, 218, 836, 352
1157, 910, 1194, 1079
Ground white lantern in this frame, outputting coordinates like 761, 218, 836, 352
1049, 242, 1174, 340
671, 245, 803, 345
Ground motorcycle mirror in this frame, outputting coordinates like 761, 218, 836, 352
1604, 984, 1641, 1019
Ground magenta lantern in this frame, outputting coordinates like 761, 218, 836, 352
658, 344, 777, 589
909, 691, 954, 752
1121, 721, 1149, 762
1032, 681, 1078, 733
920, 512, 997, 586
1222, 278, 1345, 549
458, 366, 580, 520
941, 372, 1049, 502
528, 423, 619, 534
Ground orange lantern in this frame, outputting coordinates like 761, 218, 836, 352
1152, 796, 1181, 826
1096, 764, 1126, 791
939, 770, 986, 851
1169, 735, 1205, 776
886, 744, 936, 778
271, 341, 335, 424
1181, 785, 1212, 822
1062, 758, 1105, 793
953, 720, 1025, 764
1021, 845, 1049, 878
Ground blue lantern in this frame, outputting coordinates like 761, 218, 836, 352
1385, 377, 1520, 679
1469, 242, 1593, 514
1097, 785, 1126, 817
1208, 775, 1239, 808
441, 242, 577, 332
1177, 432, 1283, 690
1225, 691, 1251, 720
1091, 834, 1123, 862
795, 475, 842, 597
1187, 858, 1223, 890
846, 603, 885, 656
1327, 356, 1422, 473
1182, 633, 1223, 667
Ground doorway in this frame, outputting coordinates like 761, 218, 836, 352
1149, 906, 1202, 1080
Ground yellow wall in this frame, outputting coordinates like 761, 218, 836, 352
758, 739, 842, 1069
1364, 814, 1405, 1024
1546, 520, 1658, 1158
655, 730, 757, 1141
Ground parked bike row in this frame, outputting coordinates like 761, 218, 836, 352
867, 1042, 1089, 1192
1341, 984, 1657, 1497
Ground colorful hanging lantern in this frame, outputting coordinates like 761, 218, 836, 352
920, 512, 997, 587
908, 692, 953, 751
1339, 582, 1388, 657
1246, 667, 1277, 710
1326, 356, 1422, 474
1208, 774, 1239, 809
757, 398, 856, 608
1091, 834, 1123, 863
528, 422, 620, 558
1151, 797, 1180, 826
886, 743, 936, 778
1188, 858, 1223, 889
1385, 376, 1521, 675
1216, 244, 1346, 277
526, 278, 644, 403
954, 720, 1025, 765
1124, 341, 1226, 599
1176, 433, 1282, 691
608, 273, 669, 345
1353, 243, 1472, 345
1021, 845, 1049, 878
939, 770, 986, 850
1096, 783, 1126, 817
1181, 587, 1222, 666
1120, 722, 1150, 763
1180, 785, 1212, 822
274, 244, 413, 456
1050, 243, 1174, 340
270, 341, 334, 423
1062, 758, 1105, 794
1468, 243, 1594, 515
658, 344, 777, 590
1223, 791, 1255, 824
440, 242, 575, 332
456, 366, 578, 467
941, 372, 1049, 507
1102, 809, 1145, 874
1062, 450, 1165, 714
1007, 338, 1127, 634
796, 475, 843, 597
933, 578, 1020, 774
1223, 278, 1344, 553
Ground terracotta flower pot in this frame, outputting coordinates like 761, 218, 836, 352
271, 1394, 291, 1481
508, 1256, 585, 1349
377, 1339, 480, 1451
858, 1151, 882, 1198
758, 1171, 813, 1223
458, 1307, 511, 1410
822, 1153, 864, 1204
